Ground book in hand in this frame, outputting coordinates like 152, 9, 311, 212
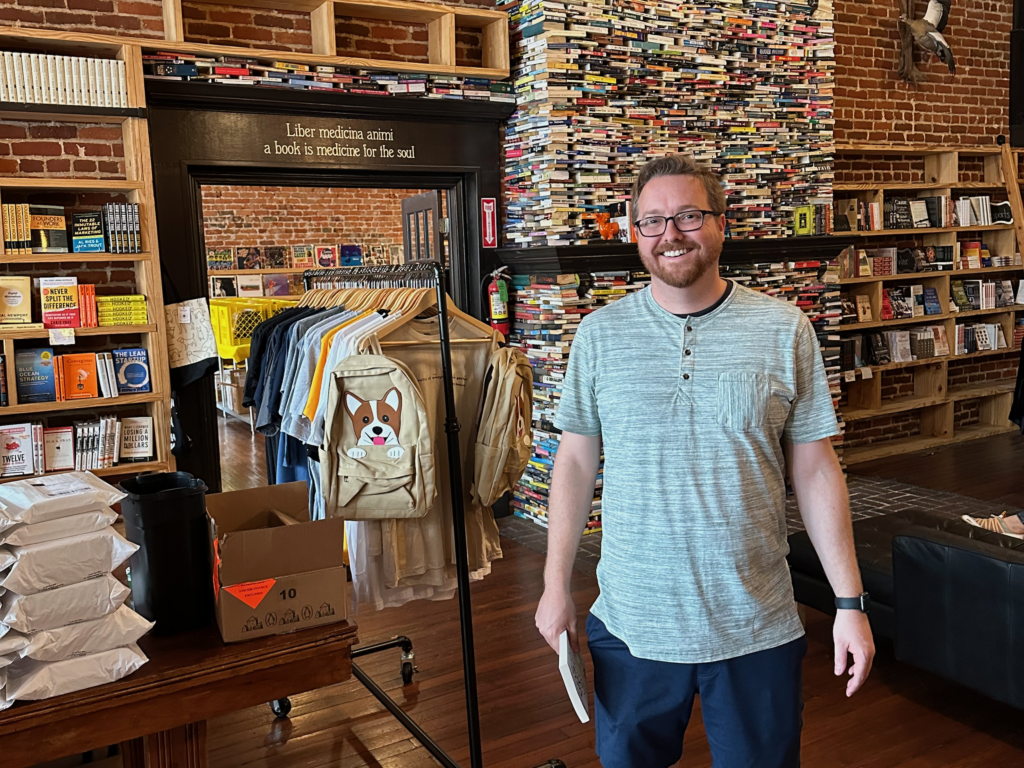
558, 630, 589, 724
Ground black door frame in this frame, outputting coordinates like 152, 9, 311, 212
146, 83, 512, 489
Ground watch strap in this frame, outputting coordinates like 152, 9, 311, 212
835, 593, 868, 612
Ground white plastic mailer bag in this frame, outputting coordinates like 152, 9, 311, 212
20, 605, 153, 662
4, 643, 147, 701
0, 547, 13, 572
0, 472, 125, 528
0, 631, 27, 657
0, 528, 138, 595
1, 574, 130, 634
0, 507, 118, 548
0, 667, 8, 711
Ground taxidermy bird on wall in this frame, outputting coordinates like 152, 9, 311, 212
898, 0, 956, 83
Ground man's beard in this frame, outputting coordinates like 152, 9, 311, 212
640, 239, 721, 289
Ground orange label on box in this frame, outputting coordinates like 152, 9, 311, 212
224, 578, 277, 609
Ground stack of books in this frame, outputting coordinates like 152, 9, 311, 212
500, 0, 834, 246
0, 415, 155, 477
96, 295, 148, 327
955, 322, 1008, 355
12, 347, 151, 405
584, 270, 649, 306
142, 52, 515, 103
508, 273, 601, 532
0, 52, 129, 107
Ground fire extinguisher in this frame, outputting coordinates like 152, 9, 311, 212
486, 266, 511, 337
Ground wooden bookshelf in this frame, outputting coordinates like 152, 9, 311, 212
0, 31, 174, 476
834, 142, 1024, 462
0, 392, 162, 416
848, 224, 1013, 237
0, 253, 152, 263
158, 0, 510, 74
0, 460, 169, 485
0, 324, 155, 340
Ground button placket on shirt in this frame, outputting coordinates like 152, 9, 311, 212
680, 322, 695, 387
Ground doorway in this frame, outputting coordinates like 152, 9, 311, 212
197, 180, 460, 489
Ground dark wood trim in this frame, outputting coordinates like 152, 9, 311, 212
144, 79, 516, 122
0, 101, 147, 119
494, 236, 858, 275
148, 90, 506, 489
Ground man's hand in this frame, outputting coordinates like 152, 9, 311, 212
834, 610, 874, 697
536, 587, 578, 653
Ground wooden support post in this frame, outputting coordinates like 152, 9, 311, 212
163, 0, 185, 43
428, 13, 455, 68
1000, 141, 1024, 254
482, 18, 510, 72
121, 722, 208, 768
311, 1, 337, 56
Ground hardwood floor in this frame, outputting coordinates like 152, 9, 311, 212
218, 414, 267, 492
850, 430, 1024, 510
206, 537, 1024, 768
207, 421, 1024, 767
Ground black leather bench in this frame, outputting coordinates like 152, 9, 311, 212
788, 508, 1024, 710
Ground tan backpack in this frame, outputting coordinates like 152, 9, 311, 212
319, 354, 435, 519
471, 347, 534, 508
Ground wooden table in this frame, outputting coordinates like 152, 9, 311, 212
0, 620, 358, 768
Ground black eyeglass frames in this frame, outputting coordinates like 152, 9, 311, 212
633, 210, 722, 237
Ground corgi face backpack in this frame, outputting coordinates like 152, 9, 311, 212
320, 354, 435, 519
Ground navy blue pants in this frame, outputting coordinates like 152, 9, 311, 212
586, 614, 806, 768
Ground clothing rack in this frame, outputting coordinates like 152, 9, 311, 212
303, 261, 565, 768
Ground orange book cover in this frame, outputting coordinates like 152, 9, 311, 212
62, 353, 98, 400
56, 355, 64, 402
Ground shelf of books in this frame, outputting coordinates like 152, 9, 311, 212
0, 31, 172, 481
833, 143, 1024, 463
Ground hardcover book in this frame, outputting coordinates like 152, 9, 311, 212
15, 348, 56, 403
0, 422, 34, 477
71, 212, 105, 253
112, 347, 151, 394
120, 416, 154, 461
61, 352, 99, 400
0, 276, 32, 324
43, 426, 75, 471
39, 276, 80, 328
29, 204, 69, 253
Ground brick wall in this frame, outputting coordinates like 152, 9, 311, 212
833, 0, 1010, 146
0, 120, 125, 178
200, 185, 428, 255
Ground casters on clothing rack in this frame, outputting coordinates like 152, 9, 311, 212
269, 698, 292, 718
401, 646, 417, 685
533, 761, 567, 768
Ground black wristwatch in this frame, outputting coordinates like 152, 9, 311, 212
835, 592, 870, 613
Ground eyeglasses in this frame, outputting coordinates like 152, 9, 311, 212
634, 210, 721, 237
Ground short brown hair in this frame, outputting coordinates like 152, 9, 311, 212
631, 155, 727, 218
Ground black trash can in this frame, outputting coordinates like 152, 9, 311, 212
119, 472, 213, 636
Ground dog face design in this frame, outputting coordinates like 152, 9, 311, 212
345, 387, 405, 459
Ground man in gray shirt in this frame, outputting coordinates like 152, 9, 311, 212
535, 155, 875, 767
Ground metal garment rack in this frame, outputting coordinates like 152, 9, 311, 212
303, 261, 565, 768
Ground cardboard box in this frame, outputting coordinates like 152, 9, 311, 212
206, 482, 347, 643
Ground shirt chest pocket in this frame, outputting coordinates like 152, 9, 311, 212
717, 372, 771, 430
